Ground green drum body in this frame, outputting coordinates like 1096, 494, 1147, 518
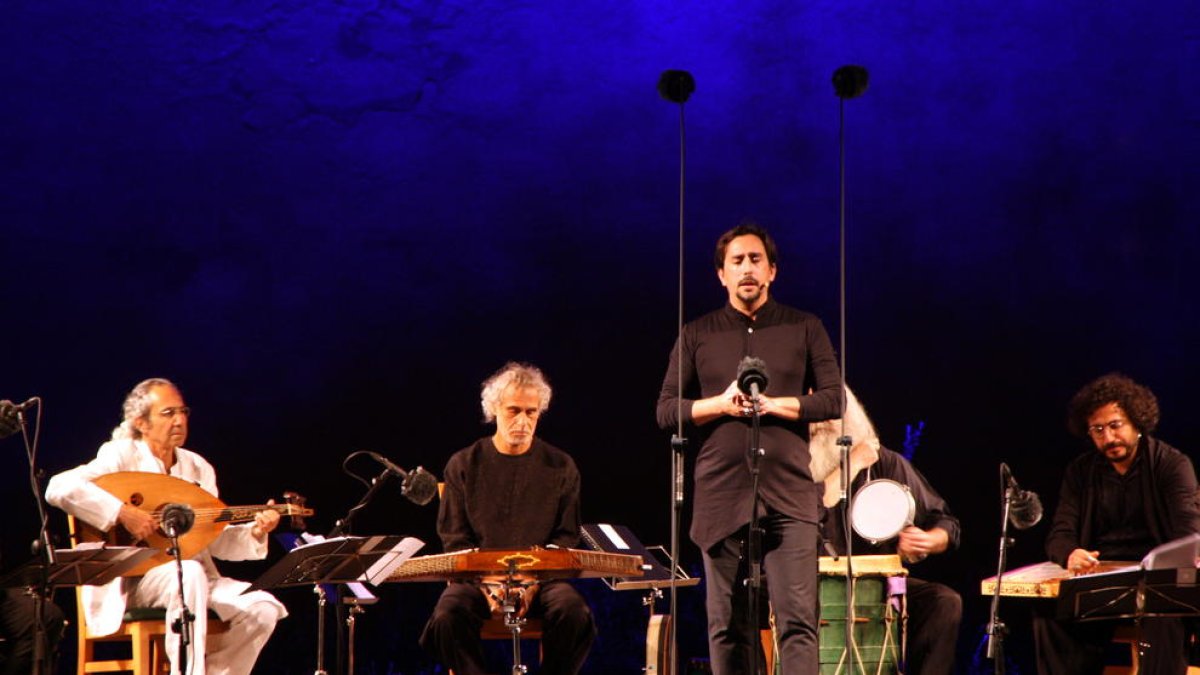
818, 572, 905, 674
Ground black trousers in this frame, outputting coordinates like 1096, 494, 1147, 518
904, 577, 961, 675
702, 516, 819, 675
419, 580, 595, 675
1033, 605, 1187, 675
0, 588, 66, 675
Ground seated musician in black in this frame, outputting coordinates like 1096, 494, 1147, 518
814, 386, 962, 675
419, 362, 595, 675
1034, 373, 1200, 675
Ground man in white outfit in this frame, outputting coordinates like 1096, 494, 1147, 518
46, 378, 286, 675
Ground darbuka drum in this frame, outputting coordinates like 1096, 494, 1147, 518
818, 554, 906, 675
851, 479, 916, 544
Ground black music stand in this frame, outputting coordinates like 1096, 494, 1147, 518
0, 545, 158, 589
246, 535, 423, 675
581, 523, 700, 675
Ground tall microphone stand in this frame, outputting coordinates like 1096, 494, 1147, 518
831, 65, 869, 675
659, 68, 694, 675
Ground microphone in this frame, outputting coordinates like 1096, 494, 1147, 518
160, 503, 196, 537
368, 452, 439, 506
736, 356, 769, 398
657, 70, 695, 104
1001, 463, 1043, 530
832, 65, 869, 99
0, 398, 38, 440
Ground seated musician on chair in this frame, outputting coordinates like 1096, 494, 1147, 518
814, 386, 962, 675
45, 377, 287, 675
419, 362, 596, 675
1034, 373, 1200, 675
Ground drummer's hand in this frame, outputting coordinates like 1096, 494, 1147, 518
897, 526, 949, 562
251, 500, 281, 539
1067, 548, 1101, 575
118, 503, 157, 541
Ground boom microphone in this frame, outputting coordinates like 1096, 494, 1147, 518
0, 398, 38, 440
369, 452, 439, 506
736, 356, 769, 398
1001, 463, 1043, 530
657, 70, 696, 104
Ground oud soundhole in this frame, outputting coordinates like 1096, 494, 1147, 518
129, 492, 144, 507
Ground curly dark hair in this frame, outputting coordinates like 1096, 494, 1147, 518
1067, 372, 1159, 438
713, 220, 778, 270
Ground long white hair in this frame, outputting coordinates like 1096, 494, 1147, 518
808, 385, 879, 482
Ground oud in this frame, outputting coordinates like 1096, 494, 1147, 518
72, 471, 312, 577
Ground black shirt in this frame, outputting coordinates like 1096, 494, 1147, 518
657, 297, 843, 550
437, 437, 581, 552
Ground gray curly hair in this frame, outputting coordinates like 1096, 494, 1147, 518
480, 362, 552, 423
111, 377, 178, 441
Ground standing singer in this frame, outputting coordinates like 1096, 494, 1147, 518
656, 221, 843, 674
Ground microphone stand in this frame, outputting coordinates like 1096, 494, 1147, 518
166, 527, 195, 675
13, 402, 57, 675
837, 431, 857, 674
745, 391, 766, 675
327, 467, 391, 675
659, 69, 693, 675
986, 466, 1015, 675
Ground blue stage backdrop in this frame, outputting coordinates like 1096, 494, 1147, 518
3, 1, 1197, 672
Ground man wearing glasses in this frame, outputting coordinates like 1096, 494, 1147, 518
1034, 372, 1200, 674
46, 378, 286, 675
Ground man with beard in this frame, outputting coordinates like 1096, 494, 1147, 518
657, 221, 843, 674
1034, 373, 1200, 675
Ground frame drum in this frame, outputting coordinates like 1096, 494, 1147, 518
851, 479, 916, 544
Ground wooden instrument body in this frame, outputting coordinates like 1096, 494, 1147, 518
73, 471, 311, 577
980, 560, 1138, 598
388, 547, 645, 583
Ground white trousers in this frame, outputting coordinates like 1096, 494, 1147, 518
129, 560, 286, 675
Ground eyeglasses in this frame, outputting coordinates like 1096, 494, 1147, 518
1087, 419, 1126, 438
157, 406, 191, 419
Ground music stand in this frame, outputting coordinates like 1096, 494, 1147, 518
581, 523, 700, 675
246, 535, 423, 675
0, 545, 158, 589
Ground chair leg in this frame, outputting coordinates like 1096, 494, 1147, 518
130, 623, 154, 675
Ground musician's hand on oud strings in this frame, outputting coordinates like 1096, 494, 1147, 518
1067, 548, 1101, 575
118, 503, 157, 541
251, 499, 281, 539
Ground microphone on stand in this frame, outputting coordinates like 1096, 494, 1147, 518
1001, 463, 1043, 530
736, 356, 769, 398
160, 503, 195, 538
368, 452, 439, 506
0, 397, 39, 439
657, 70, 695, 104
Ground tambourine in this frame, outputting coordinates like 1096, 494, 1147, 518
850, 479, 916, 544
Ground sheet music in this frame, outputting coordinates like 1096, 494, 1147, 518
361, 536, 424, 585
